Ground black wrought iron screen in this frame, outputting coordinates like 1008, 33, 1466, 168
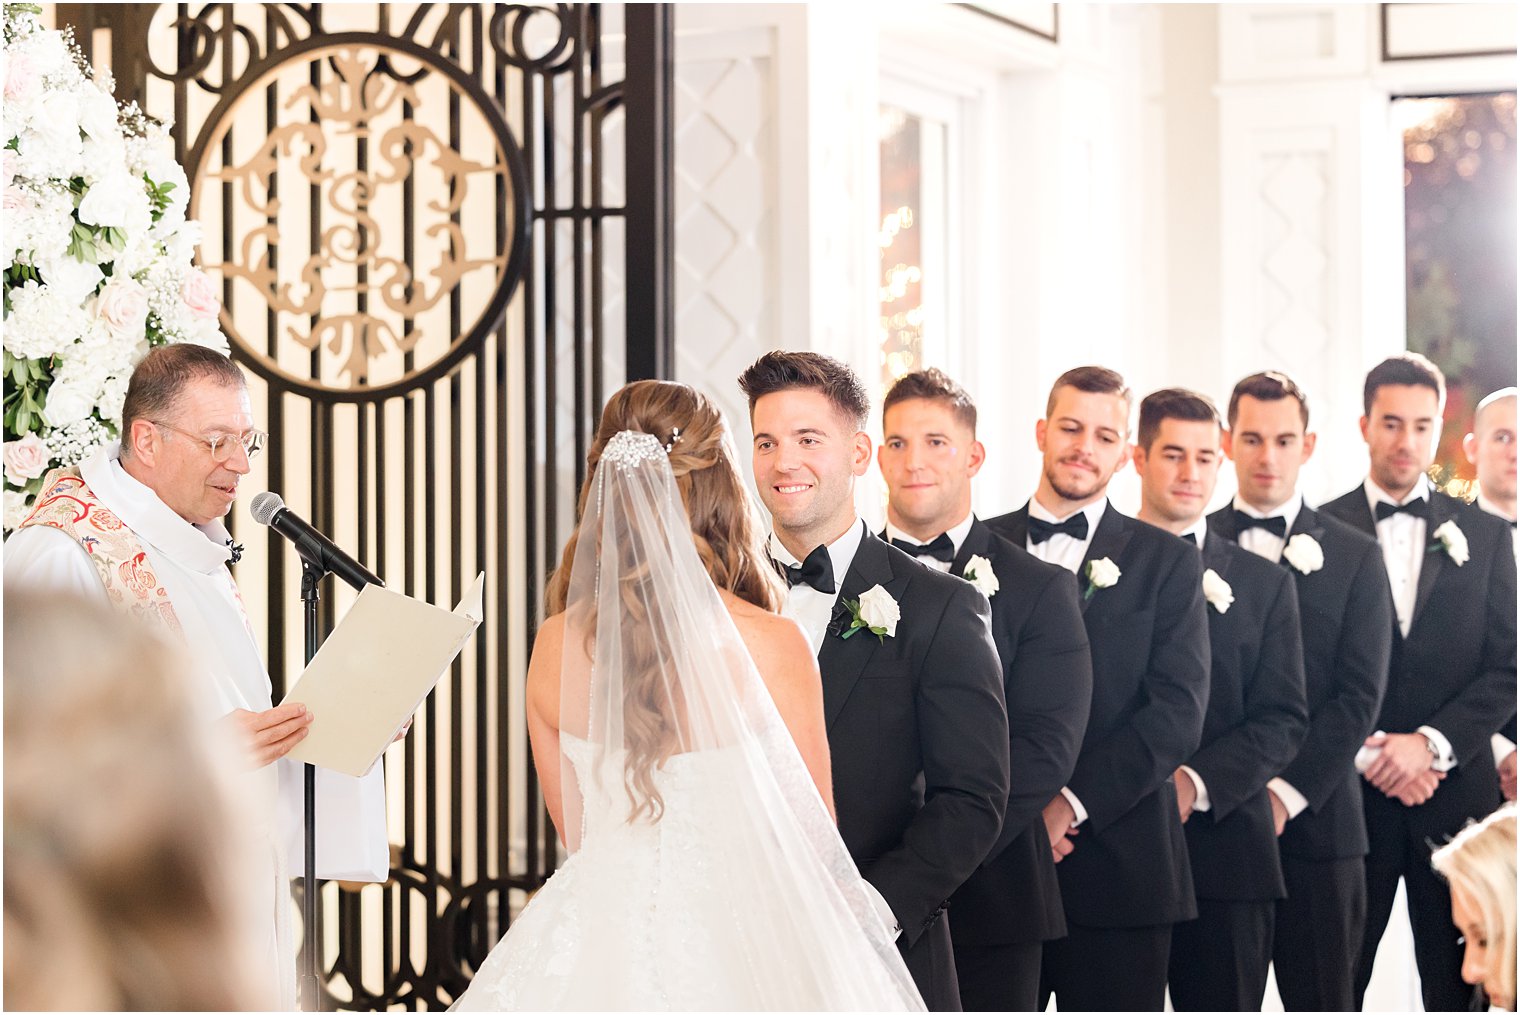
62, 2, 670, 1008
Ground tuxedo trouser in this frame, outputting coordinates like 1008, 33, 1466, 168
1272, 854, 1365, 1011
952, 940, 1041, 1012
1354, 863, 1483, 1012
1167, 898, 1274, 1012
1039, 923, 1171, 1012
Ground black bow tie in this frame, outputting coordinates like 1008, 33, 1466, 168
1028, 513, 1089, 545
1233, 510, 1287, 538
1375, 498, 1429, 523
889, 533, 955, 563
778, 544, 835, 594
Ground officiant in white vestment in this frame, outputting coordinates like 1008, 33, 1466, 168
3, 344, 389, 1010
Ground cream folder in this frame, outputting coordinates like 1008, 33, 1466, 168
281, 573, 485, 777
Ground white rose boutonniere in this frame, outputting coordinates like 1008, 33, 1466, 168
1083, 557, 1121, 601
963, 555, 999, 598
1202, 568, 1234, 614
842, 584, 899, 641
1430, 519, 1469, 566
1282, 533, 1324, 575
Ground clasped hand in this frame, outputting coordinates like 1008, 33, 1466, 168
1042, 795, 1078, 864
1362, 732, 1444, 805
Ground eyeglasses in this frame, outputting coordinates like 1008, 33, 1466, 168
152, 420, 269, 463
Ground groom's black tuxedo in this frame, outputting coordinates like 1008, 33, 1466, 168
820, 529, 1010, 1012
986, 502, 1209, 1011
1321, 487, 1517, 1012
1207, 501, 1391, 1012
934, 518, 1093, 1012
1167, 535, 1308, 1012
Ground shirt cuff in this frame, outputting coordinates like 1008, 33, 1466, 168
1179, 765, 1211, 813
1059, 785, 1088, 827
860, 878, 901, 941
1267, 777, 1309, 820
1492, 733, 1517, 768
1417, 725, 1457, 773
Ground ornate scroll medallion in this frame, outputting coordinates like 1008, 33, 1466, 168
188, 38, 528, 398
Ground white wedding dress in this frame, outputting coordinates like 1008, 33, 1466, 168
452, 430, 922, 1012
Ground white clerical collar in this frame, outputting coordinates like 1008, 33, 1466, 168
1029, 496, 1108, 531
1232, 491, 1304, 533
1364, 475, 1431, 514
769, 517, 866, 594
1477, 493, 1517, 523
884, 510, 975, 556
80, 443, 234, 574
1180, 519, 1207, 549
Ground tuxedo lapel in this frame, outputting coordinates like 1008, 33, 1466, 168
816, 531, 900, 729
1200, 533, 1233, 581
1411, 494, 1453, 629
1079, 503, 1133, 613
1333, 494, 1378, 540
950, 516, 997, 579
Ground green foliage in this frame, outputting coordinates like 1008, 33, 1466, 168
2, 350, 53, 437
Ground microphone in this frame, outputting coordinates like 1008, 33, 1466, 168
250, 492, 383, 591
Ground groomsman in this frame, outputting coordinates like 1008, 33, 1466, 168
1465, 387, 1517, 801
1128, 388, 1309, 1011
876, 368, 1093, 1012
1320, 353, 1517, 1012
1208, 370, 1392, 1012
739, 351, 1010, 1011
986, 366, 1210, 1012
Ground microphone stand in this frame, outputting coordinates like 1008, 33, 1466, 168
299, 559, 323, 1012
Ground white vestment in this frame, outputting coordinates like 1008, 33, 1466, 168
4, 443, 388, 1009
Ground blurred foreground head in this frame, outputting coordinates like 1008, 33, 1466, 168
1432, 804, 1517, 1011
4, 593, 267, 1011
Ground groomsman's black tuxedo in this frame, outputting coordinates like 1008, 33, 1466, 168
986, 503, 1209, 1012
1167, 535, 1309, 1012
1207, 501, 1392, 1012
819, 529, 1010, 1012
1321, 488, 1517, 1013
929, 519, 1093, 1012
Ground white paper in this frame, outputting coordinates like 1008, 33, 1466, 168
281, 573, 485, 777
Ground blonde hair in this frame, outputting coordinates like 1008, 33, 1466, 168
1433, 804, 1518, 1009
3, 594, 267, 1010
547, 380, 784, 823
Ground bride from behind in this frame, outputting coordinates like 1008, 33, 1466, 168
454, 380, 924, 1011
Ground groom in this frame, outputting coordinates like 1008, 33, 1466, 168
740, 351, 1010, 1011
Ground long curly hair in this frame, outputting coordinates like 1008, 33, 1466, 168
546, 380, 783, 823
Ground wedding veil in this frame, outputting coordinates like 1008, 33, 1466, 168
554, 429, 923, 1009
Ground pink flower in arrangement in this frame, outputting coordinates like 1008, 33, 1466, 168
180, 270, 221, 320
5, 52, 39, 105
3, 433, 50, 486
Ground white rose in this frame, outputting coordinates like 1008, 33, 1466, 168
1282, 533, 1324, 575
1202, 568, 1234, 614
963, 554, 1000, 598
37, 255, 104, 307
76, 169, 142, 230
95, 372, 131, 424
42, 380, 95, 429
857, 584, 901, 638
77, 86, 120, 144
3, 432, 50, 486
3, 489, 31, 531
1086, 557, 1121, 590
1432, 519, 1469, 566
94, 276, 149, 340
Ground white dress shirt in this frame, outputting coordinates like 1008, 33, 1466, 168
768, 519, 865, 655
883, 511, 975, 574
1177, 519, 1213, 813
1026, 497, 1108, 574
1227, 495, 1313, 820
1231, 492, 1304, 565
1024, 497, 1108, 828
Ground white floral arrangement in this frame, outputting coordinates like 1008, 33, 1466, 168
840, 584, 899, 641
963, 554, 999, 599
1, 2, 226, 529
1202, 567, 1234, 614
1430, 519, 1469, 566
